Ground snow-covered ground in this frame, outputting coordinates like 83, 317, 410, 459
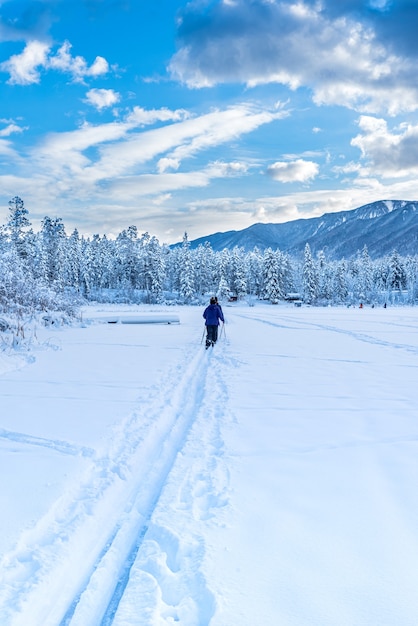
1, 302, 418, 626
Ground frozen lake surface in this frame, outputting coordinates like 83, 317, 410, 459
1, 303, 418, 625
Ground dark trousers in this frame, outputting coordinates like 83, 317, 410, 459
206, 325, 218, 346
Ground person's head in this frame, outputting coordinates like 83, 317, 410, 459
210, 296, 216, 305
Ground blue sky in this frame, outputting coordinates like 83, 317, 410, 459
1, 0, 418, 244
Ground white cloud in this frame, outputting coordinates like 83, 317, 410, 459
351, 115, 418, 178
0, 39, 110, 85
85, 88, 121, 110
104, 171, 211, 199
16, 103, 278, 211
165, 105, 284, 165
153, 193, 172, 205
332, 162, 363, 176
0, 122, 27, 137
0, 139, 17, 156
127, 106, 189, 126
157, 158, 180, 173
88, 56, 109, 77
48, 41, 109, 82
0, 40, 49, 85
169, 0, 418, 115
266, 159, 319, 183
206, 160, 249, 177
80, 104, 282, 183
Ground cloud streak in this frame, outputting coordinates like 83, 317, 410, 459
0, 103, 282, 228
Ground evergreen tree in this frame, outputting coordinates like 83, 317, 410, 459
146, 236, 166, 303
179, 233, 195, 302
262, 248, 282, 303
246, 248, 263, 298
404, 255, 418, 303
334, 261, 348, 303
217, 249, 231, 299
360, 245, 374, 302
388, 249, 406, 292
231, 247, 247, 299
302, 243, 317, 304
40, 216, 67, 287
7, 196, 31, 258
194, 242, 215, 295
65, 229, 83, 291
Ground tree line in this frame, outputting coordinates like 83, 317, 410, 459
1, 196, 417, 320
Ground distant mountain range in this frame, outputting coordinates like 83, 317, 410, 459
180, 200, 418, 259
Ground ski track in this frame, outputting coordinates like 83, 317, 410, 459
0, 340, 226, 626
0, 428, 95, 458
110, 346, 231, 625
233, 311, 418, 356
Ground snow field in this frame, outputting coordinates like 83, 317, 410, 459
1, 304, 418, 624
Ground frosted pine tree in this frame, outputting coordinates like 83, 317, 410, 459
404, 255, 418, 303
359, 245, 374, 302
388, 250, 406, 293
279, 251, 295, 298
334, 261, 348, 304
231, 247, 247, 299
40, 216, 67, 288
316, 250, 328, 302
113, 228, 138, 292
302, 243, 317, 304
7, 196, 31, 259
262, 248, 282, 303
194, 243, 214, 295
65, 229, 83, 292
217, 249, 232, 300
146, 236, 166, 303
373, 259, 389, 301
179, 233, 195, 302
246, 248, 263, 298
217, 275, 230, 301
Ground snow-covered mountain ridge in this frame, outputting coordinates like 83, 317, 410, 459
182, 200, 418, 258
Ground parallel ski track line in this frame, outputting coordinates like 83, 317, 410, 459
110, 346, 230, 625
61, 346, 211, 626
0, 428, 95, 457
0, 345, 211, 626
233, 311, 418, 356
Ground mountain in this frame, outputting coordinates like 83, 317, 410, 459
180, 200, 418, 259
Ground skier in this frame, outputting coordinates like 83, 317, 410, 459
203, 296, 224, 348
214, 296, 223, 317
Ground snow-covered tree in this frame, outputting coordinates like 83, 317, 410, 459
40, 216, 67, 288
145, 236, 166, 303
262, 248, 282, 303
217, 249, 231, 299
7, 196, 31, 259
179, 233, 195, 302
302, 243, 317, 304
246, 248, 263, 297
334, 261, 348, 303
231, 247, 247, 299
388, 249, 406, 292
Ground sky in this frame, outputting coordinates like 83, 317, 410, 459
1, 0, 418, 244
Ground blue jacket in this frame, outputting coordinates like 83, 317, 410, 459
203, 304, 224, 326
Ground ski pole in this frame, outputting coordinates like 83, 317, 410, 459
201, 326, 206, 345
221, 322, 226, 341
